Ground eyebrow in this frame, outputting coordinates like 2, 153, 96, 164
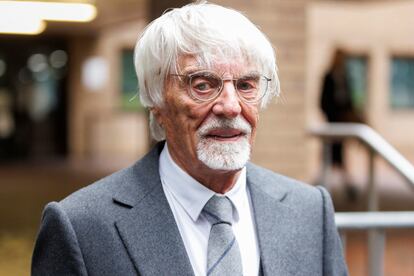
180, 69, 261, 77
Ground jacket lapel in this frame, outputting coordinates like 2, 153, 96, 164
113, 143, 194, 276
247, 164, 301, 276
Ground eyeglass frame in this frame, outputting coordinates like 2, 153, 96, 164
170, 70, 272, 104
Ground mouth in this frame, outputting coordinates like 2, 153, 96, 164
204, 128, 246, 141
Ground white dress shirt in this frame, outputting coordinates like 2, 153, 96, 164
159, 144, 260, 276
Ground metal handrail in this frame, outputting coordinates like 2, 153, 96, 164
309, 123, 414, 190
310, 123, 414, 276
335, 211, 414, 276
336, 211, 414, 229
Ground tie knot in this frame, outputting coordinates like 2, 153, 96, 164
203, 195, 233, 224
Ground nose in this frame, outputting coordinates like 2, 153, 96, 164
211, 81, 242, 118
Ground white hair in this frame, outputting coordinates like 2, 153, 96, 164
134, 1, 280, 141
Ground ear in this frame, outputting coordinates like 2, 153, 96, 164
150, 107, 164, 127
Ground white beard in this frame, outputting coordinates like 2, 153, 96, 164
196, 116, 252, 171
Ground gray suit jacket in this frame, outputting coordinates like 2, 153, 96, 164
32, 143, 348, 275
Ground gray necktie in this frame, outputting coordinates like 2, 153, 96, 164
203, 195, 243, 276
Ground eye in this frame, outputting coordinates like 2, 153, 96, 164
236, 76, 259, 93
190, 73, 220, 95
192, 80, 211, 92
237, 81, 254, 91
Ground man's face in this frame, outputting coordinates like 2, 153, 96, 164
153, 56, 260, 177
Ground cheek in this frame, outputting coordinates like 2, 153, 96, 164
164, 96, 211, 135
175, 98, 213, 130
242, 105, 260, 130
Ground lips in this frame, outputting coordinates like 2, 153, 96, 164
205, 128, 245, 140
197, 115, 252, 142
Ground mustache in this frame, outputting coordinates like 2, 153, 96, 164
197, 116, 252, 137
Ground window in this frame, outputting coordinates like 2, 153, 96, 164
346, 56, 367, 112
391, 57, 414, 109
120, 49, 143, 111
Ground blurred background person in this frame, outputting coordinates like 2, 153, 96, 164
320, 49, 364, 201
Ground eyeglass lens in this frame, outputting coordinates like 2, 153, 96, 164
188, 71, 268, 102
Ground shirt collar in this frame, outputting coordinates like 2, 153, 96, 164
159, 143, 247, 222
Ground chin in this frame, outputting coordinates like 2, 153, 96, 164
196, 137, 251, 171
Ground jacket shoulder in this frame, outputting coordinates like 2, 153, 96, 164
60, 165, 134, 209
59, 143, 163, 218
247, 163, 325, 210
247, 163, 319, 195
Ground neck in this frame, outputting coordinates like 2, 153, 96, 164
192, 168, 242, 194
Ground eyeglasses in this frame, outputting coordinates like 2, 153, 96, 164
170, 70, 271, 103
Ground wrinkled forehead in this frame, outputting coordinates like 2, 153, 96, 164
175, 54, 260, 76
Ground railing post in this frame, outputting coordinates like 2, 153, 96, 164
366, 149, 384, 276
339, 231, 347, 257
368, 229, 385, 276
367, 149, 377, 211
321, 140, 332, 188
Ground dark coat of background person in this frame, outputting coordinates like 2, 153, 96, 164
320, 50, 363, 166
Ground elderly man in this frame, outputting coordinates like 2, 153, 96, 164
32, 2, 347, 276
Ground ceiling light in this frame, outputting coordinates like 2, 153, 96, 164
6, 1, 96, 22
0, 1, 97, 22
0, 1, 97, 35
0, 13, 46, 35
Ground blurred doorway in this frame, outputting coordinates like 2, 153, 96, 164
0, 36, 68, 161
